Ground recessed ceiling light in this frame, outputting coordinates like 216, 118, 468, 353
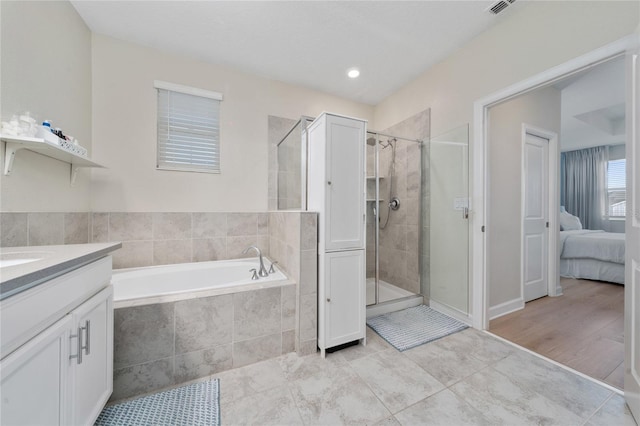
347, 68, 360, 79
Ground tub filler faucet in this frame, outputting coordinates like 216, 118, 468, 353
242, 245, 269, 277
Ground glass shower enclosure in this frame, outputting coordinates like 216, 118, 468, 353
275, 117, 470, 319
426, 124, 470, 319
365, 131, 425, 311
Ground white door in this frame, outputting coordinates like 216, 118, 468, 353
325, 114, 365, 251
625, 48, 640, 422
69, 287, 113, 426
1, 315, 72, 426
324, 250, 365, 348
522, 132, 549, 302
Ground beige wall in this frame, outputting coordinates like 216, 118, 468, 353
371, 0, 637, 309
373, 1, 639, 139
0, 1, 92, 212
487, 87, 561, 308
90, 35, 373, 212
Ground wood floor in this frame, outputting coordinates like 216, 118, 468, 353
489, 278, 625, 390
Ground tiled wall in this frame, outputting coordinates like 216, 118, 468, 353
366, 109, 430, 295
92, 212, 270, 269
0, 212, 90, 247
269, 211, 318, 356
112, 284, 296, 401
0, 211, 271, 270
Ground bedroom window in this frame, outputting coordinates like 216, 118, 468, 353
607, 159, 625, 218
155, 80, 223, 173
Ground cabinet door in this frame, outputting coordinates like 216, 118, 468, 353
324, 250, 365, 348
1, 315, 72, 426
69, 286, 113, 426
325, 115, 365, 251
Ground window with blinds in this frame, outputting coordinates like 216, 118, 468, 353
607, 159, 626, 217
155, 81, 222, 173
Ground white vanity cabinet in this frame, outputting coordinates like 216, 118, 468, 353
0, 316, 72, 425
306, 113, 367, 356
0, 256, 114, 426
69, 286, 113, 426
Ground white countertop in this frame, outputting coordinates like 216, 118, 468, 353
0, 243, 121, 300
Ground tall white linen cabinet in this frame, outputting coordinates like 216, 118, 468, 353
306, 112, 367, 357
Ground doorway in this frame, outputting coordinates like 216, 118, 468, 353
476, 43, 631, 393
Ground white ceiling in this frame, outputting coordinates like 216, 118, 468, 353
71, 1, 521, 105
555, 56, 626, 152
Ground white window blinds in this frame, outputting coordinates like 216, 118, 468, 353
607, 159, 626, 217
156, 81, 222, 173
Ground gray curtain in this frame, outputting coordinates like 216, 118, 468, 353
562, 146, 609, 230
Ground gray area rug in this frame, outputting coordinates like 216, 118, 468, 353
367, 305, 468, 351
95, 379, 220, 426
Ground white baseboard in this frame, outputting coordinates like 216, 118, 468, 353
429, 300, 472, 326
489, 297, 524, 320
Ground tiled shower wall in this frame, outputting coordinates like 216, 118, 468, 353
366, 109, 430, 295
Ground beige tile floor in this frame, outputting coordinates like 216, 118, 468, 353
212, 327, 636, 425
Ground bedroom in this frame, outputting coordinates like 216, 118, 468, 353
487, 56, 626, 389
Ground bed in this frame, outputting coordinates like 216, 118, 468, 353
559, 229, 625, 285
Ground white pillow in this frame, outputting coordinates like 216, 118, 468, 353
560, 211, 582, 231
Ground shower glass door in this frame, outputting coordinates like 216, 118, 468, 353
366, 131, 423, 307
426, 124, 470, 316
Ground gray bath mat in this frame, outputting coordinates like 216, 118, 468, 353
367, 305, 468, 351
95, 379, 220, 426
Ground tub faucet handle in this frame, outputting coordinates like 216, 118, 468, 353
268, 261, 279, 274
249, 268, 259, 280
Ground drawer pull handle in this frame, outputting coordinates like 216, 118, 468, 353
69, 327, 83, 365
82, 320, 91, 356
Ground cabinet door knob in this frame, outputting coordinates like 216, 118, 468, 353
326, 298, 331, 302
327, 181, 332, 185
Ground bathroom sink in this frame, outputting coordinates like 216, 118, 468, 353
0, 251, 52, 268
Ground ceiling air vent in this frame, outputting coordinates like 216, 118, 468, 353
487, 0, 516, 15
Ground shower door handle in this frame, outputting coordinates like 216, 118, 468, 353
462, 207, 469, 219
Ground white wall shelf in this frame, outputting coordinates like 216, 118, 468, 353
1, 135, 104, 184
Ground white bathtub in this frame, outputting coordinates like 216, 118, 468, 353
112, 257, 290, 308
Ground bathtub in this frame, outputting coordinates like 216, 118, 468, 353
110, 257, 297, 401
112, 257, 291, 308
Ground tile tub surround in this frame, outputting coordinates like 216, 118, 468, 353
269, 211, 318, 357
112, 283, 296, 401
89, 212, 271, 269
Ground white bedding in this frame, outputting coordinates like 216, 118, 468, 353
559, 230, 625, 264
560, 258, 625, 285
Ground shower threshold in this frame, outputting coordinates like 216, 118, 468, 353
365, 278, 423, 318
